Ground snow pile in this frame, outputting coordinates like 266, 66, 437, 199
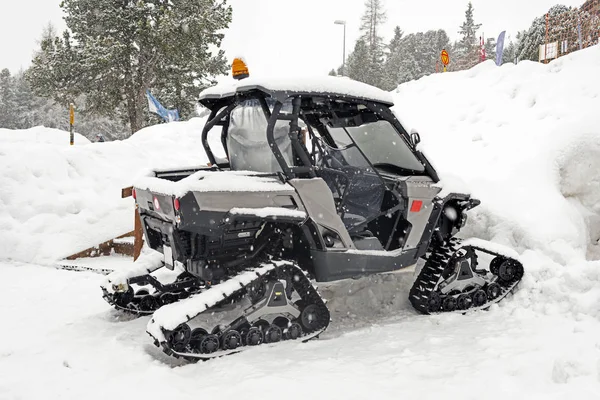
393, 46, 600, 263
0, 126, 90, 145
0, 118, 222, 264
393, 45, 600, 319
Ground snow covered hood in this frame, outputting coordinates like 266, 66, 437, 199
199, 76, 394, 106
134, 170, 294, 198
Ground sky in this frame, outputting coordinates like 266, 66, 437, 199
0, 0, 586, 78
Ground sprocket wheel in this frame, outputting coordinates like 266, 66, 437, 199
168, 324, 192, 352
427, 291, 442, 313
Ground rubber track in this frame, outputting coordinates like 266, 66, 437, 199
101, 274, 203, 316
148, 261, 330, 361
408, 238, 524, 314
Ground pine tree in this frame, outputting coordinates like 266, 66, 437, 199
27, 0, 232, 135
485, 37, 496, 61
502, 38, 518, 64
382, 26, 404, 90
0, 69, 17, 128
347, 40, 372, 84
383, 28, 450, 90
515, 5, 570, 62
455, 2, 482, 70
357, 0, 387, 88
328, 69, 337, 76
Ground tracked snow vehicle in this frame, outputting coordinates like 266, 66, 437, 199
102, 60, 524, 361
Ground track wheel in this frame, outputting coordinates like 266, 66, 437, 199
486, 283, 501, 300
427, 292, 442, 313
490, 257, 504, 275
286, 322, 303, 340
456, 294, 472, 310
113, 287, 134, 307
139, 295, 159, 312
200, 334, 220, 354
300, 304, 319, 331
497, 260, 522, 283
472, 289, 487, 307
168, 324, 192, 352
264, 325, 282, 343
160, 292, 178, 305
245, 327, 264, 346
442, 296, 457, 312
135, 289, 149, 297
189, 328, 208, 353
222, 330, 242, 350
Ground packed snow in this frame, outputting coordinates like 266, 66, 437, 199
0, 118, 225, 264
200, 75, 394, 105
1, 46, 600, 399
135, 170, 293, 198
229, 207, 307, 219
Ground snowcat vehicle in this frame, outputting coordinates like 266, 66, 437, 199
102, 60, 524, 361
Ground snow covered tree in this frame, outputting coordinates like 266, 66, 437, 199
0, 69, 17, 128
383, 28, 450, 90
347, 40, 372, 85
485, 37, 496, 61
502, 37, 518, 64
515, 5, 570, 62
455, 2, 482, 70
328, 69, 337, 76
28, 0, 232, 135
356, 0, 387, 88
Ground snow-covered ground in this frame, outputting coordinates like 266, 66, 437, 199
1, 46, 600, 398
0, 118, 223, 264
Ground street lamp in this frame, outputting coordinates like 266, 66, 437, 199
334, 20, 346, 76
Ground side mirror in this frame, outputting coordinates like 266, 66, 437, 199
410, 131, 421, 147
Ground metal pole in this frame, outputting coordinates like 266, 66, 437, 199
545, 13, 549, 64
69, 103, 74, 146
342, 22, 346, 76
334, 20, 346, 76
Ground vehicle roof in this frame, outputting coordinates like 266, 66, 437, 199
198, 76, 394, 107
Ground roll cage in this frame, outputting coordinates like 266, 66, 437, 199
199, 90, 440, 239
200, 90, 439, 182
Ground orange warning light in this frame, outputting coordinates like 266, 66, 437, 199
232, 58, 249, 80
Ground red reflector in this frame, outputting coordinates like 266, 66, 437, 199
132, 188, 136, 200
174, 198, 181, 211
410, 200, 423, 213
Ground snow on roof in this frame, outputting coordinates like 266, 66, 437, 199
134, 170, 294, 198
199, 76, 394, 105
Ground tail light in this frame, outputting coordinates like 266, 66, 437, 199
174, 198, 181, 211
410, 200, 423, 213
132, 188, 136, 200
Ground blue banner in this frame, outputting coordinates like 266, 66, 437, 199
146, 90, 180, 122
496, 31, 506, 66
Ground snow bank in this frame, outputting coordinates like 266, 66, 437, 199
0, 118, 223, 264
393, 46, 600, 319
393, 46, 600, 263
0, 126, 90, 145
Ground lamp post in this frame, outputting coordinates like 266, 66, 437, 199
334, 20, 346, 76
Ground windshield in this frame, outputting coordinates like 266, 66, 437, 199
328, 120, 425, 173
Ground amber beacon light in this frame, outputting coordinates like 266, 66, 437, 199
232, 58, 250, 80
